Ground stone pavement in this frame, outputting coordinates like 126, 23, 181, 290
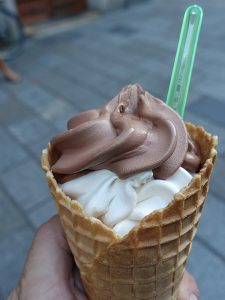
0, 0, 225, 299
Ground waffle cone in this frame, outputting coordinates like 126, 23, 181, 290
41, 123, 217, 300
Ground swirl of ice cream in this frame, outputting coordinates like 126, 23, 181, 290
51, 84, 198, 183
60, 167, 192, 236
183, 135, 201, 172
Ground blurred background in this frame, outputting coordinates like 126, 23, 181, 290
0, 0, 225, 299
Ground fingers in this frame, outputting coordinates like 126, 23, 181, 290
73, 287, 89, 300
18, 215, 77, 300
24, 215, 73, 278
178, 271, 200, 300
73, 266, 85, 293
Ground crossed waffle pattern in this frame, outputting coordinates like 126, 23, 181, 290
42, 123, 217, 300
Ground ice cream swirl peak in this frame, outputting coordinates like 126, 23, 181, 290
51, 84, 199, 183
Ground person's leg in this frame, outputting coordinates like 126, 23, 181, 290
0, 57, 21, 82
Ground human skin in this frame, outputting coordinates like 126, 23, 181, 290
8, 216, 199, 300
0, 57, 21, 82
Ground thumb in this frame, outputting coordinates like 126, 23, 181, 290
17, 215, 77, 300
178, 271, 200, 300
23, 215, 73, 280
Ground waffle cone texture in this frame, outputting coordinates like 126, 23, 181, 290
41, 123, 217, 300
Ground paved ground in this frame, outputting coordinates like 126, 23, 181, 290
1, 0, 225, 299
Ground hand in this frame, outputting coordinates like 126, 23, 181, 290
8, 216, 199, 300
0, 58, 21, 83
8, 216, 87, 300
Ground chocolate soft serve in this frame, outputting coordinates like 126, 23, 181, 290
50, 84, 201, 183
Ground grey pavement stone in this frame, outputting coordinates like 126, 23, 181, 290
41, 99, 76, 124
184, 111, 225, 156
0, 188, 26, 239
100, 27, 140, 47
0, 128, 28, 173
108, 23, 139, 37
37, 53, 69, 69
32, 59, 55, 77
9, 117, 55, 146
194, 76, 225, 105
137, 56, 173, 80
51, 107, 80, 132
28, 198, 57, 229
187, 239, 225, 300
76, 38, 144, 66
121, 38, 175, 63
92, 79, 125, 100
102, 61, 132, 82
59, 60, 114, 89
210, 154, 225, 201
11, 81, 58, 112
28, 138, 51, 161
1, 159, 49, 211
137, 73, 170, 101
49, 42, 89, 63
0, 87, 9, 104
38, 29, 84, 48
189, 96, 225, 128
27, 65, 102, 108
0, 226, 34, 299
103, 64, 139, 86
21, 57, 108, 110
3, 79, 33, 96
0, 76, 6, 86
67, 83, 106, 109
65, 46, 119, 75
12, 80, 78, 125
8, 117, 56, 163
58, 55, 128, 98
0, 95, 32, 126
38, 69, 108, 109
196, 193, 225, 256
200, 47, 225, 74
64, 46, 140, 86
183, 82, 204, 105
10, 48, 52, 76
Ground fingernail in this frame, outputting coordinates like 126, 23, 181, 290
190, 294, 198, 300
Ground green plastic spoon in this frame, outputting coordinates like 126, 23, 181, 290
166, 5, 203, 118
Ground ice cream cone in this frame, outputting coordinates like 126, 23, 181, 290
41, 123, 217, 300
